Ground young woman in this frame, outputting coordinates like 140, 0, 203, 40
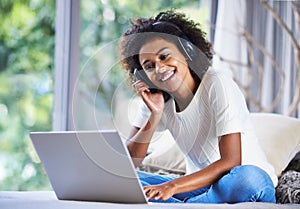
118, 10, 277, 203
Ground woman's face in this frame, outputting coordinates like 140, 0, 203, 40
138, 38, 193, 94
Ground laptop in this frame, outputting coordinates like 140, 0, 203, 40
30, 130, 148, 204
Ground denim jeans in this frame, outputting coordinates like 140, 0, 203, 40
138, 165, 276, 203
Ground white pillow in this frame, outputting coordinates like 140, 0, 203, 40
142, 130, 186, 174
250, 113, 300, 176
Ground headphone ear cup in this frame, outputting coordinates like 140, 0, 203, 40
185, 42, 197, 61
177, 37, 196, 62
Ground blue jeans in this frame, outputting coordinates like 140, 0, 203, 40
138, 165, 276, 203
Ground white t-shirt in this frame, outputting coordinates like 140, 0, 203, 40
133, 67, 278, 186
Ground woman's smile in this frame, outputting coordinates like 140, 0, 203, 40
158, 70, 175, 82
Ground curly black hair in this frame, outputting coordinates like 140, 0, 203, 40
118, 9, 214, 84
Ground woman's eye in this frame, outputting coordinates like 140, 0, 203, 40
144, 64, 155, 71
159, 53, 169, 60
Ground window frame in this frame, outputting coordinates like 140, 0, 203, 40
53, 0, 80, 131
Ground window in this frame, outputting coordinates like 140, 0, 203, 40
0, 0, 55, 190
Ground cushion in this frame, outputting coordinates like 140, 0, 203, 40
250, 113, 300, 176
141, 130, 186, 174
276, 170, 300, 203
275, 151, 300, 203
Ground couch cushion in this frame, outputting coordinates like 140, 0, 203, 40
142, 130, 186, 174
250, 113, 300, 176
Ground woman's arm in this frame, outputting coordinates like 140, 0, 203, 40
143, 132, 241, 200
126, 111, 163, 167
126, 80, 165, 167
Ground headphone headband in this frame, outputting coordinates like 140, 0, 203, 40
151, 21, 189, 40
151, 21, 194, 61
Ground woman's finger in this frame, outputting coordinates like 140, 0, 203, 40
144, 187, 160, 200
132, 81, 150, 94
154, 190, 163, 200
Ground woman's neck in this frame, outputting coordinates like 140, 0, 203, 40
173, 76, 200, 112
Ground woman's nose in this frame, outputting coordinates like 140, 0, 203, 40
155, 62, 166, 74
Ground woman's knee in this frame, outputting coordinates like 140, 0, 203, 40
216, 165, 275, 203
229, 165, 273, 189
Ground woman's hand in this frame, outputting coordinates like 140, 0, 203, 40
143, 182, 176, 201
133, 80, 165, 115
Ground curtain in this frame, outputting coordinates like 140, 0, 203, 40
211, 0, 300, 118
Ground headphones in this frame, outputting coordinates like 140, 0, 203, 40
151, 21, 197, 62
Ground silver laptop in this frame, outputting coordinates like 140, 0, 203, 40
30, 130, 148, 204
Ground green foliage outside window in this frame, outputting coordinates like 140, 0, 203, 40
0, 0, 55, 190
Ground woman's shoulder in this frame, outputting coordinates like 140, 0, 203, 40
203, 67, 233, 80
201, 67, 235, 88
